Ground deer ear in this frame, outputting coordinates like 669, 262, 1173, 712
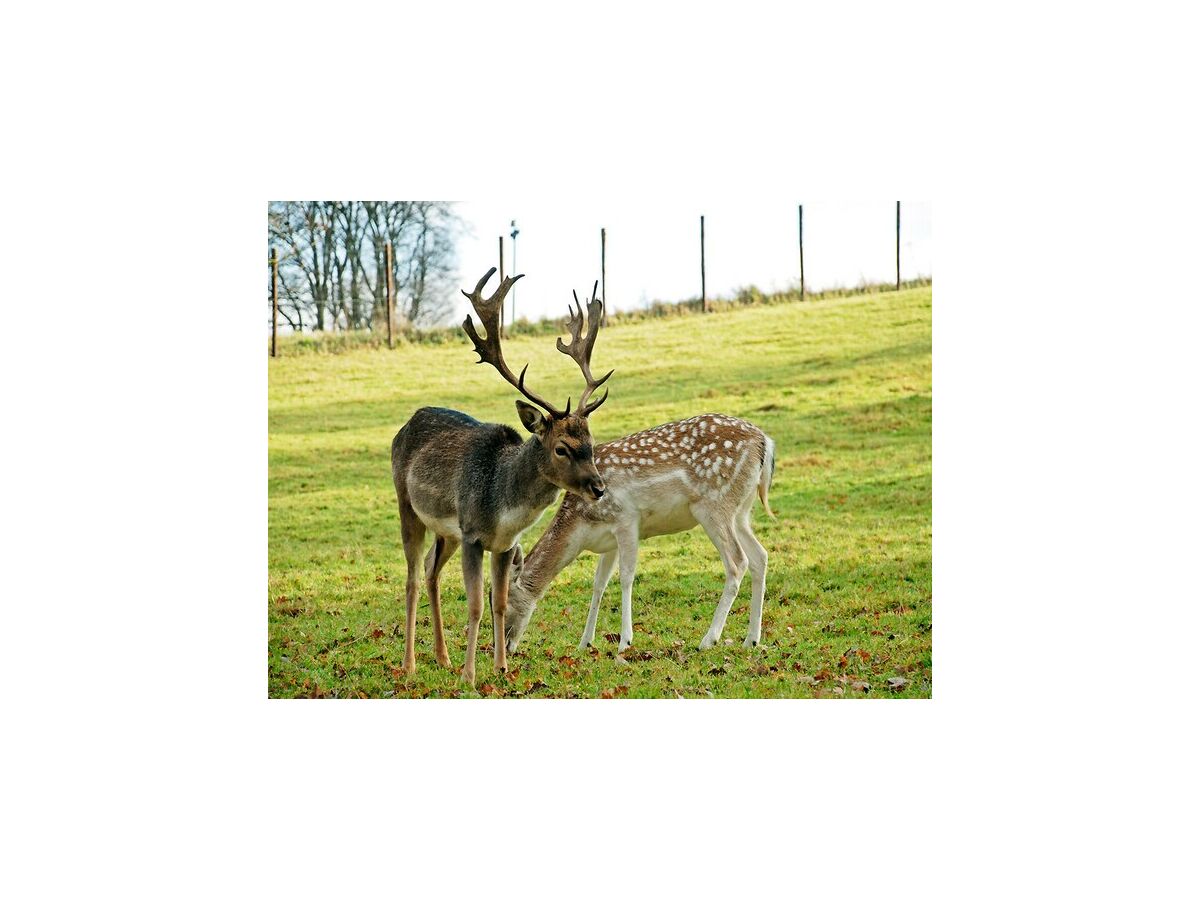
515, 400, 548, 435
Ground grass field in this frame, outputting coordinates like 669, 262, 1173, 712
268, 285, 932, 698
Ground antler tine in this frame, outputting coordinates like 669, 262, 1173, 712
461, 270, 564, 417
556, 281, 614, 415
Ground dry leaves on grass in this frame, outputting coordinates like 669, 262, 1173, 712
599, 685, 630, 699
887, 677, 908, 691
619, 649, 655, 662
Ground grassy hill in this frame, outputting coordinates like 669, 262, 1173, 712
268, 285, 932, 698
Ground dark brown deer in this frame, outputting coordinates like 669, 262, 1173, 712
390, 268, 612, 685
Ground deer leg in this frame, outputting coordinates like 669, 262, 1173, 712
616, 527, 639, 652
461, 540, 485, 686
735, 514, 768, 647
695, 511, 748, 650
490, 549, 515, 674
425, 535, 460, 667
400, 504, 427, 675
580, 550, 618, 649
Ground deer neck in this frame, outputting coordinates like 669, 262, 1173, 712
515, 501, 586, 604
498, 436, 560, 517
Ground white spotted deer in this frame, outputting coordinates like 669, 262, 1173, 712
503, 414, 775, 654
391, 269, 613, 685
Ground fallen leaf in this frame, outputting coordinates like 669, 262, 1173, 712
887, 677, 908, 691
603, 633, 620, 643
614, 655, 630, 666
857, 649, 870, 662
479, 683, 498, 696
832, 686, 844, 695
371, 628, 384, 639
852, 680, 870, 692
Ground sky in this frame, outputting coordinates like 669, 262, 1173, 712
451, 201, 931, 324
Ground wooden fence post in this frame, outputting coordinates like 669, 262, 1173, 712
895, 201, 901, 291
270, 248, 278, 357
386, 241, 394, 348
798, 205, 805, 299
601, 227, 607, 325
700, 215, 707, 313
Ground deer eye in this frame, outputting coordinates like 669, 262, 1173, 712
555, 446, 568, 458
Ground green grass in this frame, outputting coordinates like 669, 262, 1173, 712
268, 286, 932, 698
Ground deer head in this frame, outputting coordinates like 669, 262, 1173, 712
462, 268, 613, 501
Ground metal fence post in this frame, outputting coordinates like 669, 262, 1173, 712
601, 227, 607, 325
895, 201, 901, 291
798, 205, 805, 299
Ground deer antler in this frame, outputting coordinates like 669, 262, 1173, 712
462, 268, 565, 417
556, 280, 614, 416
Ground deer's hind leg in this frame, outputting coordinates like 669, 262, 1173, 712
424, 535, 460, 667
694, 505, 749, 650
735, 511, 768, 647
399, 502, 427, 675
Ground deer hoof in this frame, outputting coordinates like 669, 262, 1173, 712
743, 638, 758, 648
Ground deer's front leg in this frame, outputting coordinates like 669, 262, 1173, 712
490, 548, 515, 674
461, 540, 486, 686
616, 527, 639, 652
580, 550, 618, 649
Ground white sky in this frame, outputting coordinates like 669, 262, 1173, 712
452, 200, 931, 324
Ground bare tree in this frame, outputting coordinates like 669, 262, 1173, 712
267, 201, 462, 332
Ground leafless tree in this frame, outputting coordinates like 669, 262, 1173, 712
267, 201, 462, 332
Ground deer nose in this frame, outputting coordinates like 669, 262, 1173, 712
590, 480, 605, 500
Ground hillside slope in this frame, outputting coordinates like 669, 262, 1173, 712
268, 286, 932, 698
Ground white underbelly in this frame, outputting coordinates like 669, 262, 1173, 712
580, 497, 697, 554
640, 498, 697, 538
